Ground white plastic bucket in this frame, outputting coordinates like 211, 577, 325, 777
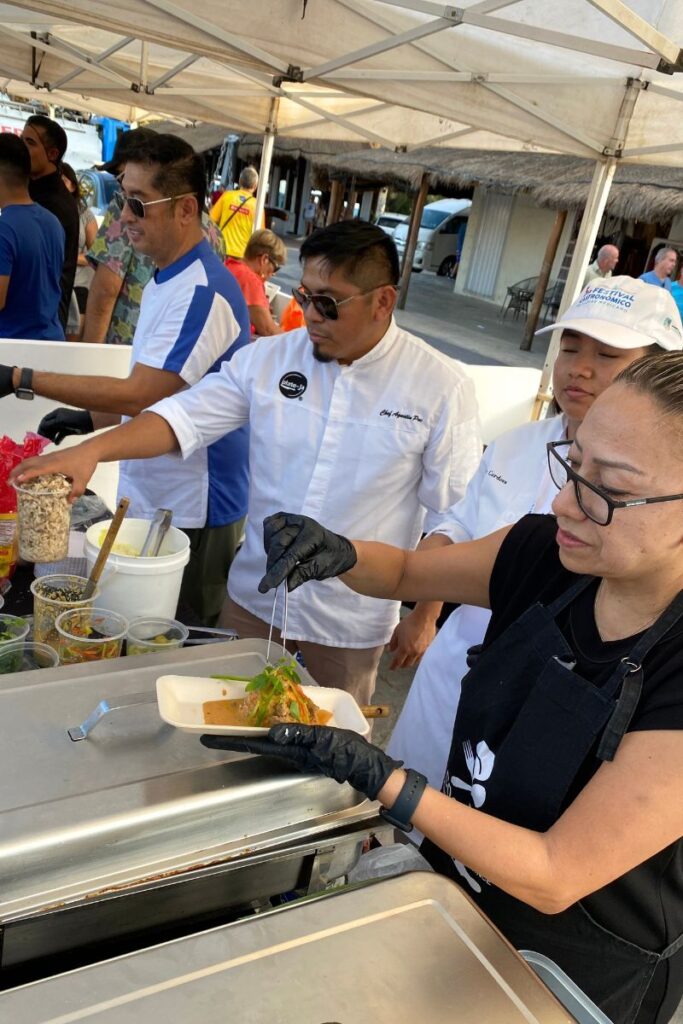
84, 519, 190, 620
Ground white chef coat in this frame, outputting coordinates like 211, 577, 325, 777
150, 319, 481, 647
388, 413, 568, 791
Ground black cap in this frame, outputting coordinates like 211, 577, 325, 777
99, 126, 158, 175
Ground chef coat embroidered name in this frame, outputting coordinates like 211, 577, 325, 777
487, 470, 508, 485
380, 408, 424, 422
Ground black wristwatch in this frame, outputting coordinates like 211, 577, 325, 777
380, 768, 428, 833
15, 368, 34, 401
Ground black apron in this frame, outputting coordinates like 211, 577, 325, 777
422, 577, 683, 1024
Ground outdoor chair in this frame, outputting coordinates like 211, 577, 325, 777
500, 276, 539, 320
541, 280, 564, 325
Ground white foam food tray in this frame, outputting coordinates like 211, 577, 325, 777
156, 674, 370, 738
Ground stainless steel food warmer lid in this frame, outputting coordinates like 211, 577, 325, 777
0, 640, 375, 920
0, 872, 575, 1023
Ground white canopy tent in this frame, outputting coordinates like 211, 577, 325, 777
1, 0, 682, 400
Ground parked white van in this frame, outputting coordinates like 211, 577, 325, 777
374, 211, 409, 239
394, 198, 471, 275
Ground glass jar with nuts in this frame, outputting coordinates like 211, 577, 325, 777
13, 474, 71, 563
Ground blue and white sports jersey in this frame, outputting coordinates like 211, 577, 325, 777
117, 239, 250, 528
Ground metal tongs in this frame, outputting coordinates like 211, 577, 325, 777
139, 508, 173, 557
183, 626, 239, 646
266, 583, 288, 664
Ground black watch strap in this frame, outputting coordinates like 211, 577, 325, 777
379, 768, 427, 833
15, 367, 34, 400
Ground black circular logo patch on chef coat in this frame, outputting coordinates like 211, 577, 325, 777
279, 371, 307, 399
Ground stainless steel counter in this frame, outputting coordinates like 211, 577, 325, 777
0, 872, 576, 1023
0, 641, 383, 981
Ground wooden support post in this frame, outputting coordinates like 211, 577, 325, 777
397, 173, 430, 312
327, 179, 344, 225
344, 176, 357, 219
520, 209, 568, 351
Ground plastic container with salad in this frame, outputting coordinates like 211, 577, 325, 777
0, 640, 59, 674
31, 574, 98, 650
56, 607, 128, 664
0, 613, 31, 673
126, 617, 189, 656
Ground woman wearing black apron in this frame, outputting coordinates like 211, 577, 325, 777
204, 352, 683, 1023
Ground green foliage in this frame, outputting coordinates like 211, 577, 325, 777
212, 658, 304, 727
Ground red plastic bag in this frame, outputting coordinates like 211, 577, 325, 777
0, 433, 50, 579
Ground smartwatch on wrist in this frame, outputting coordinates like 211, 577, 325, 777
379, 768, 427, 833
15, 368, 34, 401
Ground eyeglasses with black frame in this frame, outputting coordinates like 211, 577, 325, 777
546, 440, 683, 526
291, 283, 393, 321
113, 190, 197, 219
266, 255, 282, 273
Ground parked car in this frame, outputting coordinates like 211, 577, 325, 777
374, 211, 409, 239
77, 169, 119, 225
394, 198, 471, 275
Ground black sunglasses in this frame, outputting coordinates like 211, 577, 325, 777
291, 284, 393, 321
547, 440, 683, 526
267, 255, 282, 273
113, 190, 196, 219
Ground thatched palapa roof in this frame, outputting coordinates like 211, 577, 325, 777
236, 134, 370, 171
325, 148, 683, 223
154, 118, 683, 223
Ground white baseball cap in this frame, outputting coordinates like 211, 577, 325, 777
536, 275, 683, 351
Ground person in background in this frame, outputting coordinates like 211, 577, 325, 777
209, 179, 224, 205
582, 243, 619, 288
670, 263, 683, 320
210, 166, 264, 258
303, 197, 317, 237
21, 114, 79, 331
61, 162, 97, 340
0, 133, 64, 340
226, 229, 286, 336
640, 246, 677, 290
0, 134, 251, 625
11, 221, 482, 704
84, 128, 225, 345
388, 278, 683, 794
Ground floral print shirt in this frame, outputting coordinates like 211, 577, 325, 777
87, 199, 226, 345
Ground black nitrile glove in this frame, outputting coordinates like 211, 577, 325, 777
37, 408, 94, 445
0, 364, 15, 398
201, 724, 402, 800
259, 512, 357, 593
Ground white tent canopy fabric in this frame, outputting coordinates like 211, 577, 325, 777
0, 0, 681, 161
0, 5, 541, 150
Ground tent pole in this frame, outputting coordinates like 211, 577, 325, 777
397, 172, 429, 311
531, 157, 617, 419
253, 97, 279, 233
520, 209, 568, 351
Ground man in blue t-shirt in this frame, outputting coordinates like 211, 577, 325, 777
639, 246, 677, 291
0, 134, 64, 340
